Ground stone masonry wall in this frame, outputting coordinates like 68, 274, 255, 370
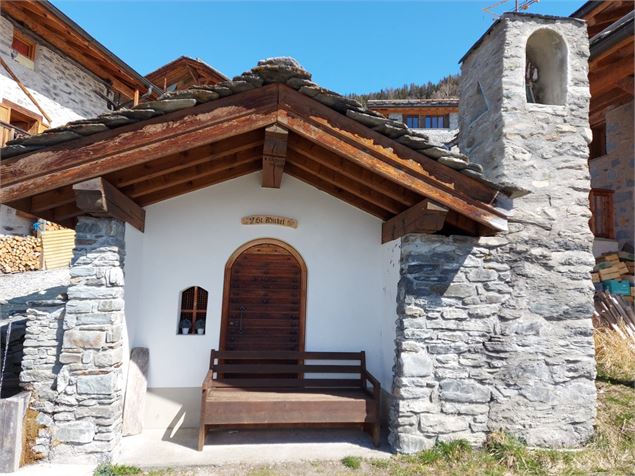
589, 100, 634, 249
1, 16, 111, 126
19, 294, 68, 457
390, 14, 596, 452
20, 217, 126, 463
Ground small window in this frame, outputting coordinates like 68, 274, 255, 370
422, 114, 449, 129
589, 189, 614, 239
12, 31, 36, 68
178, 286, 208, 335
589, 123, 606, 159
0, 100, 45, 147
405, 115, 419, 128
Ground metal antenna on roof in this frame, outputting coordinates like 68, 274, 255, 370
483, 0, 540, 18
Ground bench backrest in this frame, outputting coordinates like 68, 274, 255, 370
208, 350, 366, 389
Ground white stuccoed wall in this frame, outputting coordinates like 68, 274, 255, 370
123, 173, 400, 428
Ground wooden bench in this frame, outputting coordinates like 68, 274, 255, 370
199, 350, 381, 450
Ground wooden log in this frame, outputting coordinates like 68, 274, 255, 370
73, 177, 145, 232
382, 199, 449, 243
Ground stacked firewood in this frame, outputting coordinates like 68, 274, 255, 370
42, 221, 67, 232
0, 235, 41, 273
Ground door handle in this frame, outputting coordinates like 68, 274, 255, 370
239, 306, 246, 334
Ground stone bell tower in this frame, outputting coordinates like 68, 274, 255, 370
389, 13, 596, 453
457, 13, 597, 446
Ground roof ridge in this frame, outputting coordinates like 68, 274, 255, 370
0, 57, 517, 196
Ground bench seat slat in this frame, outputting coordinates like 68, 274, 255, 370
211, 378, 362, 388
212, 351, 363, 360
212, 364, 361, 374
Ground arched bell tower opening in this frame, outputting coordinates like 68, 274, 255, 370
525, 28, 568, 105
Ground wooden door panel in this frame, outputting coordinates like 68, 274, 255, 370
221, 240, 306, 355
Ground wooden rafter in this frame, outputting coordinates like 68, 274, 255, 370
288, 149, 405, 215
288, 136, 419, 206
73, 177, 145, 232
136, 161, 261, 206
382, 199, 449, 244
262, 125, 288, 188
123, 148, 262, 199
285, 163, 392, 220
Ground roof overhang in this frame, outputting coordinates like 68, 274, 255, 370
0, 84, 508, 240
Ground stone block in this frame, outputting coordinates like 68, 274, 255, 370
399, 351, 433, 377
439, 379, 491, 403
94, 347, 123, 367
63, 330, 106, 349
54, 421, 95, 444
77, 373, 117, 395
419, 414, 470, 434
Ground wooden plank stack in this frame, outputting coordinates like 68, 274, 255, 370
592, 251, 635, 305
0, 235, 41, 273
41, 229, 75, 270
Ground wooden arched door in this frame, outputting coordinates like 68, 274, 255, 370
220, 239, 307, 352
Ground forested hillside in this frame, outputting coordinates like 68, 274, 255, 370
349, 74, 459, 105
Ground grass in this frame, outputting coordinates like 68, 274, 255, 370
94, 463, 142, 476
594, 322, 635, 383
341, 456, 362, 469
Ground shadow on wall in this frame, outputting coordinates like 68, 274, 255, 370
0, 285, 67, 398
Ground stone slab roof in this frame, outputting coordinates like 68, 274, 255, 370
367, 99, 459, 108
0, 57, 512, 195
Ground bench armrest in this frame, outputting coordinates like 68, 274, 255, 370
363, 370, 381, 398
202, 370, 214, 389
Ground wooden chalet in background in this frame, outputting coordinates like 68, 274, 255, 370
145, 56, 227, 93
571, 1, 634, 254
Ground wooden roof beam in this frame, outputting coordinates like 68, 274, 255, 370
286, 164, 391, 220
123, 148, 262, 199
288, 136, 419, 206
288, 150, 404, 215
73, 177, 145, 232
382, 199, 449, 244
136, 161, 261, 206
262, 125, 288, 189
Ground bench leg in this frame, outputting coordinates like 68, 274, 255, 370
364, 423, 381, 447
371, 422, 381, 447
198, 424, 207, 451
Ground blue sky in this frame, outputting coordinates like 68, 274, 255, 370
56, 0, 583, 95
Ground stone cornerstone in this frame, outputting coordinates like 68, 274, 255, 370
20, 217, 126, 462
389, 13, 596, 452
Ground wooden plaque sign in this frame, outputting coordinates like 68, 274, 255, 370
241, 215, 298, 228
